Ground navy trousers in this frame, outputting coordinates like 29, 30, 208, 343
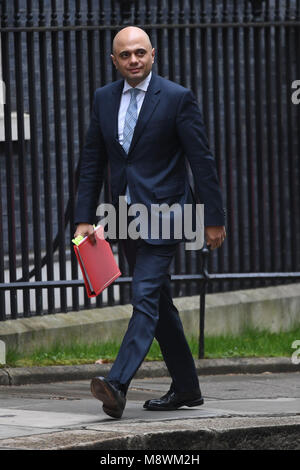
107, 227, 200, 394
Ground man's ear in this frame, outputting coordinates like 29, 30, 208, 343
111, 54, 117, 69
151, 48, 155, 63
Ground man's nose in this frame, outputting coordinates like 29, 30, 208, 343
129, 53, 138, 63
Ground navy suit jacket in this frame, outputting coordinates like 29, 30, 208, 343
74, 72, 225, 244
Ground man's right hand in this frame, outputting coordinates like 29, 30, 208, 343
74, 223, 96, 245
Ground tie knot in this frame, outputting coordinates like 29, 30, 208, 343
130, 88, 139, 99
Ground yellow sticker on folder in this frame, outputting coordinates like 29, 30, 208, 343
72, 225, 96, 246
72, 235, 83, 246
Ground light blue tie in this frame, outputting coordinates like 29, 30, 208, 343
122, 88, 139, 203
123, 88, 139, 153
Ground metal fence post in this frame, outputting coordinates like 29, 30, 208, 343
199, 246, 209, 359
118, 0, 135, 25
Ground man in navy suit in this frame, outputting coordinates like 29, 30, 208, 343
74, 26, 226, 418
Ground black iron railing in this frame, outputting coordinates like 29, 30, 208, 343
0, 1, 299, 336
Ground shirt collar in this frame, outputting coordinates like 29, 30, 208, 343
122, 71, 152, 94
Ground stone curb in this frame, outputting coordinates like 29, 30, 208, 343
0, 417, 299, 450
56, 422, 300, 450
0, 357, 299, 386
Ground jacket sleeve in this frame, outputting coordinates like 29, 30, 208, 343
175, 89, 226, 226
74, 90, 108, 225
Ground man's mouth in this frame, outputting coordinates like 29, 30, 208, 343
129, 68, 141, 73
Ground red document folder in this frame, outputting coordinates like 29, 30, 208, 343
73, 225, 121, 298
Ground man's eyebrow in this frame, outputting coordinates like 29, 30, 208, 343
119, 48, 147, 55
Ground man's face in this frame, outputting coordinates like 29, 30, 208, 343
111, 34, 155, 86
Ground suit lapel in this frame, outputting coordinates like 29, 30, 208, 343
128, 73, 161, 156
111, 79, 127, 157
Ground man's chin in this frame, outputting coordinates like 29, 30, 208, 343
126, 71, 149, 84
128, 72, 143, 80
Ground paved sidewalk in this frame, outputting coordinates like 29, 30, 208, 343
0, 366, 299, 450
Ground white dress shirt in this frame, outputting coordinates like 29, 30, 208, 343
118, 71, 152, 204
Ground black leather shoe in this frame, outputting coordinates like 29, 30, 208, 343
143, 389, 204, 411
90, 376, 126, 418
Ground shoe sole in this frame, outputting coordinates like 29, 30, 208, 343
144, 397, 204, 411
90, 378, 125, 419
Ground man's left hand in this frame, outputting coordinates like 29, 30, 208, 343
205, 226, 226, 250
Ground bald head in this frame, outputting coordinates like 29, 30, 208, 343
112, 27, 152, 55
111, 26, 155, 87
